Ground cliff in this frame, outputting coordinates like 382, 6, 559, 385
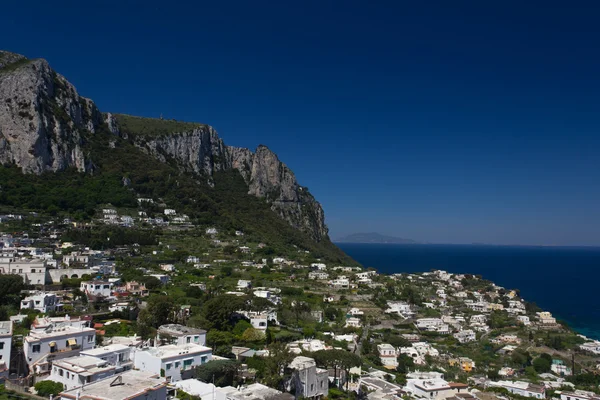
0, 51, 329, 241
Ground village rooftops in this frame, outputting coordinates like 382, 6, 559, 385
413, 378, 451, 391
361, 377, 403, 394
59, 370, 166, 400
289, 356, 317, 369
158, 324, 206, 336
141, 343, 211, 359
0, 321, 11, 336
53, 355, 115, 377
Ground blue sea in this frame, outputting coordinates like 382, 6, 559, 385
337, 243, 600, 340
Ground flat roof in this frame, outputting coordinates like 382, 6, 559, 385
25, 326, 95, 342
141, 343, 212, 359
0, 321, 12, 336
158, 323, 206, 336
60, 370, 166, 400
81, 344, 130, 356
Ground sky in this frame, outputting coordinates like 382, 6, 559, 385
2, 1, 600, 246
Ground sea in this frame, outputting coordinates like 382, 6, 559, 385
337, 243, 600, 340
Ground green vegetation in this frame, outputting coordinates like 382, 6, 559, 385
34, 381, 64, 397
112, 114, 207, 138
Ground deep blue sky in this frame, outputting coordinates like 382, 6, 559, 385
3, 1, 600, 245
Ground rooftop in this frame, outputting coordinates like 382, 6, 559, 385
25, 325, 95, 342
81, 344, 130, 357
141, 343, 211, 359
54, 355, 114, 376
0, 321, 12, 336
59, 370, 166, 400
158, 323, 206, 336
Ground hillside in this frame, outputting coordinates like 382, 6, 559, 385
0, 50, 355, 265
335, 232, 417, 244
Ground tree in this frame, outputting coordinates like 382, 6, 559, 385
533, 353, 552, 373
34, 380, 64, 397
195, 359, 239, 387
139, 296, 176, 328
200, 295, 248, 331
242, 328, 265, 342
0, 274, 24, 306
233, 320, 253, 337
140, 275, 162, 291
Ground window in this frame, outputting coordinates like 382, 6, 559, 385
175, 361, 180, 368
183, 359, 193, 369
166, 363, 172, 370
0, 342, 4, 350
32, 344, 41, 353
310, 384, 314, 392
35, 301, 40, 305
87, 335, 94, 343
103, 285, 109, 289
194, 336, 199, 343
66, 372, 70, 378
19, 269, 22, 273
201, 356, 207, 364
31, 269, 35, 273
186, 337, 191, 344
118, 353, 125, 362
59, 369, 64, 376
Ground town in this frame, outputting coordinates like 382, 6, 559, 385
0, 209, 600, 400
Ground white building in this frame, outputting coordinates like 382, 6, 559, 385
377, 343, 399, 369
308, 271, 329, 280
489, 381, 545, 398
134, 343, 212, 382
345, 317, 362, 328
50, 355, 116, 390
80, 280, 115, 298
21, 292, 62, 313
24, 325, 97, 374
81, 343, 134, 372
158, 324, 207, 346
537, 312, 557, 325
164, 209, 176, 215
59, 370, 167, 400
385, 301, 414, 318
0, 258, 48, 285
237, 280, 252, 290
453, 330, 476, 344
288, 356, 328, 399
0, 321, 12, 378
329, 276, 350, 289
518, 316, 531, 325
31, 315, 90, 332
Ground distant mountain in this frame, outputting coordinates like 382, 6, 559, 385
335, 232, 417, 244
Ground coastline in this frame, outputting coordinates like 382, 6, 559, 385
337, 242, 600, 340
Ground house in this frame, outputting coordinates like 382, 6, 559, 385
58, 370, 167, 400
206, 227, 218, 235
80, 343, 134, 372
560, 391, 600, 400
489, 381, 545, 398
158, 324, 207, 346
24, 325, 97, 374
186, 256, 200, 264
537, 312, 557, 325
134, 343, 212, 382
580, 341, 600, 354
308, 271, 329, 280
377, 343, 399, 369
124, 281, 149, 297
235, 310, 277, 331
287, 356, 328, 399
149, 274, 170, 285
329, 276, 350, 289
31, 315, 90, 332
160, 264, 175, 272
63, 252, 91, 268
453, 330, 476, 344
80, 280, 115, 298
0, 258, 48, 285
551, 359, 572, 376
449, 357, 475, 372
345, 317, 362, 328
311, 263, 327, 270
288, 339, 330, 354
385, 301, 415, 318
416, 318, 444, 330
518, 316, 531, 325
406, 376, 465, 400
359, 376, 403, 398
21, 292, 62, 313
164, 209, 177, 215
499, 367, 516, 377
237, 280, 252, 290
348, 308, 364, 316
0, 321, 12, 379
50, 355, 116, 390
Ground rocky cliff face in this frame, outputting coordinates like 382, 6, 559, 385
0, 51, 119, 173
139, 132, 328, 241
0, 51, 329, 241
